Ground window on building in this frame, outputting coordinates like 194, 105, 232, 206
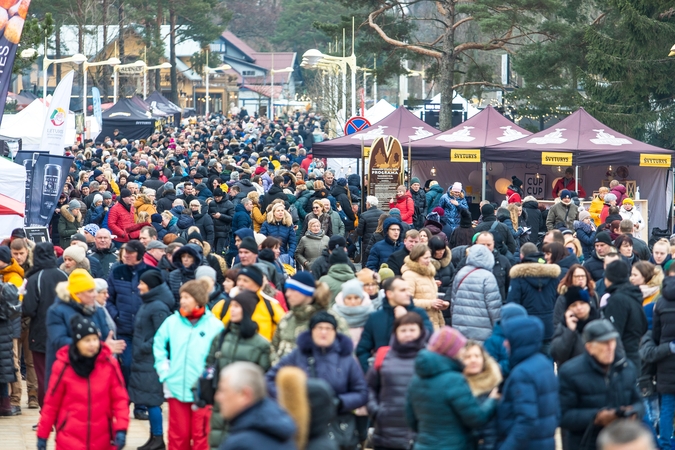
242, 70, 255, 76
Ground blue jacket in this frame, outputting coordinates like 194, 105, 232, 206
405, 350, 497, 450
106, 262, 159, 336
438, 191, 469, 232
484, 322, 510, 377
356, 299, 433, 372
425, 184, 444, 213
260, 220, 297, 256
366, 217, 402, 271
266, 332, 368, 414
231, 203, 252, 234
221, 398, 297, 450
574, 220, 596, 260
497, 316, 559, 450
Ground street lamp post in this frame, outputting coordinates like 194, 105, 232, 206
114, 60, 146, 103
204, 64, 232, 116
21, 48, 87, 101
303, 49, 357, 122
143, 62, 172, 99
268, 66, 294, 119
83, 57, 120, 124
407, 69, 426, 100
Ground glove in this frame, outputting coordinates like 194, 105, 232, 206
669, 341, 675, 354
114, 431, 126, 450
37, 438, 47, 450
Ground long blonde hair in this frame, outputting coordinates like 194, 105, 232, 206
507, 203, 520, 231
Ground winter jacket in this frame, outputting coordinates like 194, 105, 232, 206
553, 177, 586, 199
167, 244, 203, 306
425, 184, 444, 213
332, 185, 356, 228
260, 210, 297, 255
366, 334, 425, 449
610, 184, 628, 206
357, 299, 434, 372
438, 191, 469, 232
90, 243, 119, 279
474, 215, 517, 257
602, 282, 648, 370
386, 247, 410, 277
266, 332, 368, 414
559, 351, 642, 450
550, 307, 600, 368
466, 356, 503, 450
295, 190, 313, 222
366, 218, 402, 270
133, 195, 157, 222
296, 232, 329, 270
432, 247, 454, 293
231, 202, 252, 233
310, 248, 356, 280
249, 200, 266, 233
574, 220, 596, 260
153, 309, 224, 402
619, 207, 645, 238
206, 324, 272, 449
451, 245, 502, 342
261, 184, 288, 211
213, 290, 286, 342
583, 251, 605, 282
652, 277, 675, 393
410, 188, 427, 229
357, 206, 384, 260
300, 212, 332, 237
128, 283, 172, 407
209, 197, 235, 239
221, 398, 297, 450
589, 196, 604, 226
37, 344, 129, 450
320, 263, 356, 303
106, 261, 159, 336
107, 201, 135, 243
522, 200, 544, 243
546, 201, 578, 231
22, 243, 68, 353
484, 322, 511, 377
326, 209, 345, 237
57, 205, 80, 247
193, 211, 215, 246
156, 189, 176, 213
0, 286, 15, 383
389, 192, 415, 225
401, 257, 444, 330
497, 316, 559, 450
506, 261, 561, 341
85, 204, 106, 226
405, 349, 497, 450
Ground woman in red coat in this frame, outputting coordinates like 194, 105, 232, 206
37, 316, 129, 450
389, 185, 415, 225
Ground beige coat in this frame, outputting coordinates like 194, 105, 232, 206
401, 256, 444, 329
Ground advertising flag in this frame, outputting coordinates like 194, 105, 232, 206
0, 0, 32, 128
92, 86, 102, 127
25, 154, 73, 226
40, 70, 74, 155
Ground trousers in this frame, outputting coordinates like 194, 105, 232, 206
168, 398, 211, 450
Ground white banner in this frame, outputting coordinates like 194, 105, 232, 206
40, 71, 74, 155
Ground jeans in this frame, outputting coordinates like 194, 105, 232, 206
148, 405, 163, 436
659, 394, 675, 450
643, 394, 660, 445
119, 334, 133, 386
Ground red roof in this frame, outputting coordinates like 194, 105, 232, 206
241, 84, 283, 99
221, 31, 257, 60
251, 52, 295, 83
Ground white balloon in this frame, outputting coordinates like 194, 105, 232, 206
495, 178, 511, 195
488, 162, 504, 175
468, 170, 483, 186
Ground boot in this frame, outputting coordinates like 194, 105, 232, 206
0, 397, 10, 416
145, 435, 166, 450
137, 432, 153, 450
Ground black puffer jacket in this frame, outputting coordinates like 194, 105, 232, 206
128, 282, 173, 406
522, 200, 544, 243
550, 307, 600, 368
583, 252, 605, 282
22, 243, 68, 353
474, 214, 516, 256
652, 276, 675, 394
208, 197, 235, 239
366, 334, 425, 449
168, 244, 203, 306
261, 184, 287, 211
331, 185, 355, 230
193, 211, 215, 247
0, 283, 18, 383
306, 378, 339, 450
432, 247, 455, 293
156, 189, 177, 213
410, 188, 427, 229
357, 206, 384, 259
559, 351, 642, 450
602, 282, 648, 370
233, 179, 256, 203
90, 243, 119, 279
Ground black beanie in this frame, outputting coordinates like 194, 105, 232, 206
238, 265, 264, 287
70, 315, 100, 343
140, 269, 164, 290
459, 208, 472, 228
232, 290, 258, 318
239, 237, 259, 254
258, 248, 275, 263
187, 231, 204, 243
120, 188, 132, 199
605, 260, 630, 285
481, 203, 495, 217
564, 286, 591, 310
309, 311, 338, 330
329, 247, 349, 265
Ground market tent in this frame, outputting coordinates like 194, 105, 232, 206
485, 107, 674, 166
364, 99, 396, 124
0, 99, 76, 150
0, 157, 26, 238
130, 96, 169, 120
411, 105, 532, 158
313, 106, 440, 158
146, 91, 182, 124
98, 98, 156, 143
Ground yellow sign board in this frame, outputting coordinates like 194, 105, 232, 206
363, 146, 370, 157
541, 152, 573, 166
450, 149, 481, 162
639, 153, 671, 168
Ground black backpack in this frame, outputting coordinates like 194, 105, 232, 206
0, 282, 20, 321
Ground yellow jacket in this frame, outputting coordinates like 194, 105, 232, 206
251, 205, 266, 232
589, 197, 604, 226
212, 291, 286, 341
1, 259, 24, 300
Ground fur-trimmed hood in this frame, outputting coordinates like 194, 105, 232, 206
134, 194, 153, 208
509, 262, 561, 279
60, 204, 76, 222
401, 256, 436, 278
465, 356, 503, 397
266, 206, 293, 227
431, 247, 452, 270
60, 257, 91, 274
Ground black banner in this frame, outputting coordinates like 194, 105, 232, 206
13, 151, 40, 218
21, 153, 73, 227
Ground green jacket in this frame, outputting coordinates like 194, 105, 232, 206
320, 263, 356, 304
206, 323, 272, 450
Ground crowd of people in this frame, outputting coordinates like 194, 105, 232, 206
0, 110, 666, 450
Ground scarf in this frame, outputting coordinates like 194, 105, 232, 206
120, 200, 132, 212
390, 331, 426, 358
180, 305, 205, 321
332, 303, 374, 328
640, 285, 660, 303
307, 230, 325, 238
68, 344, 100, 378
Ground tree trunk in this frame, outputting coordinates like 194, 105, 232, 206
118, 0, 125, 59
438, 1, 456, 131
169, 5, 178, 103
55, 27, 62, 85
155, 0, 162, 93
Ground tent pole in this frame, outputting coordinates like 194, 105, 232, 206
481, 162, 486, 202
575, 165, 579, 196
408, 141, 412, 186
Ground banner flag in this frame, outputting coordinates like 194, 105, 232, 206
92, 86, 102, 127
25, 154, 73, 226
13, 150, 39, 219
0, 0, 32, 128
40, 70, 74, 155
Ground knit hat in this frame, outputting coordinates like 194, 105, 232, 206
378, 263, 395, 282
94, 278, 108, 292
286, 272, 316, 296
213, 187, 224, 197
411, 177, 420, 185
481, 203, 495, 217
69, 315, 100, 343
500, 303, 527, 322
511, 176, 523, 188
238, 265, 264, 288
329, 247, 350, 265
63, 245, 87, 263
92, 169, 103, 178
623, 198, 634, 206
123, 240, 146, 258
93, 194, 103, 205
427, 326, 467, 359
68, 269, 96, 301
336, 178, 347, 187
69, 199, 81, 210
187, 231, 204, 243
595, 231, 613, 246
120, 188, 132, 199
232, 290, 259, 319
239, 237, 259, 254
459, 208, 472, 227
83, 224, 100, 237
140, 269, 164, 290
432, 207, 445, 217
341, 278, 364, 299
564, 286, 591, 310
605, 260, 630, 285
70, 233, 87, 244
328, 235, 346, 251
309, 311, 338, 330
255, 166, 266, 175
450, 182, 463, 193
560, 189, 572, 200
522, 195, 537, 203
151, 214, 162, 224
579, 210, 591, 221
389, 208, 401, 217
195, 265, 217, 282
102, 191, 112, 200
179, 279, 210, 307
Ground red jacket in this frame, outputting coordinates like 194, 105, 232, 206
38, 344, 129, 450
390, 192, 415, 224
107, 201, 135, 243
552, 177, 587, 199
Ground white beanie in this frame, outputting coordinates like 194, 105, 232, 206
63, 245, 87, 264
93, 194, 103, 205
451, 182, 463, 193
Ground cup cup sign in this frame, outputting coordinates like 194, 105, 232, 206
524, 173, 546, 200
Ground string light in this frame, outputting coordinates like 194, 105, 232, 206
536, 172, 540, 179
430, 166, 437, 177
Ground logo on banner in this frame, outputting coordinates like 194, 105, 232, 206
409, 127, 434, 141
450, 149, 481, 162
640, 154, 671, 168
50, 107, 66, 126
590, 129, 631, 146
352, 125, 387, 140
541, 152, 573, 165
497, 126, 528, 142
529, 128, 567, 144
436, 126, 475, 142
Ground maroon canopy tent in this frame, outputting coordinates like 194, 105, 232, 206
484, 108, 674, 166
312, 106, 439, 158
411, 105, 532, 158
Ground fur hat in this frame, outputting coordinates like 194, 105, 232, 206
428, 326, 466, 359
179, 279, 210, 306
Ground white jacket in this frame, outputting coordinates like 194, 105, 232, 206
620, 206, 644, 238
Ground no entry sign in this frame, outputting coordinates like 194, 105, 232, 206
344, 116, 371, 135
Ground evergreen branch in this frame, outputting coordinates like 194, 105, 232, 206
452, 16, 474, 30
452, 81, 504, 89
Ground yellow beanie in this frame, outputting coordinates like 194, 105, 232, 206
623, 198, 634, 206
68, 268, 96, 302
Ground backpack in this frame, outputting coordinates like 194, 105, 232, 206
0, 282, 20, 321
289, 204, 300, 223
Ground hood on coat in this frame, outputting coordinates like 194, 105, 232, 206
414, 348, 462, 379
509, 262, 561, 280
402, 256, 436, 278
466, 356, 503, 397
296, 330, 354, 357
60, 205, 76, 223
229, 398, 297, 443
612, 185, 627, 195
466, 245, 495, 271
140, 282, 174, 310
1, 258, 24, 278
161, 189, 176, 199
423, 218, 443, 233
171, 244, 203, 270
383, 217, 401, 234
60, 257, 90, 274
661, 276, 675, 302
326, 264, 356, 281
31, 242, 58, 272
177, 214, 195, 230
428, 184, 443, 195
134, 195, 152, 208
502, 316, 544, 366
431, 247, 452, 270
265, 207, 293, 227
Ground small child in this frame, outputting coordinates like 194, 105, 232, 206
332, 278, 374, 347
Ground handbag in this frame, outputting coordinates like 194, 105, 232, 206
306, 356, 359, 448
0, 282, 20, 321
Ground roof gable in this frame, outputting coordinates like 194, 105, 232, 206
220, 31, 257, 62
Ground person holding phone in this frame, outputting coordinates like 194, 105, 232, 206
550, 286, 599, 368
